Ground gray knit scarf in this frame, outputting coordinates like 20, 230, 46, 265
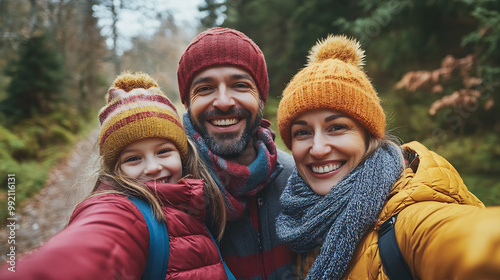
276, 143, 403, 280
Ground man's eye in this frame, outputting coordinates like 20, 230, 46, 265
234, 83, 249, 89
196, 86, 212, 93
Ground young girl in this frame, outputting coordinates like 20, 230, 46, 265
2, 72, 232, 279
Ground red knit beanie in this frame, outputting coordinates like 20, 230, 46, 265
177, 27, 269, 105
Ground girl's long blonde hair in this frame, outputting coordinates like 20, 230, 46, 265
89, 138, 227, 240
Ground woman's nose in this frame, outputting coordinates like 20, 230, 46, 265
310, 133, 332, 159
213, 85, 235, 112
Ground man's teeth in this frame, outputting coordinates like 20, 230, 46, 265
211, 118, 238, 126
312, 163, 342, 174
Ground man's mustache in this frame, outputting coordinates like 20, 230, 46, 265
198, 108, 252, 122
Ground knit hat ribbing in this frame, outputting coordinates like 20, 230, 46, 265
277, 35, 386, 150
177, 27, 269, 105
98, 72, 188, 167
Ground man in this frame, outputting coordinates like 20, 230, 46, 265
177, 27, 296, 280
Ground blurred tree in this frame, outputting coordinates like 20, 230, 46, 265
199, 0, 225, 29
0, 1, 30, 101
75, 0, 109, 114
96, 0, 123, 75
461, 0, 500, 78
1, 33, 65, 121
459, 0, 500, 131
218, 0, 355, 98
0, 0, 108, 118
215, 0, 485, 101
121, 12, 190, 102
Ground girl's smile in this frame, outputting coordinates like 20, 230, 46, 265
118, 137, 183, 184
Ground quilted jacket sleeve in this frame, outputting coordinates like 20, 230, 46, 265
397, 202, 500, 280
3, 193, 149, 280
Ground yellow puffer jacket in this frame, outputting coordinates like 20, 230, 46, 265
299, 141, 500, 279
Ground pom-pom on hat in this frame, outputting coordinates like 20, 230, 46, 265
177, 27, 269, 105
277, 35, 386, 150
98, 72, 188, 167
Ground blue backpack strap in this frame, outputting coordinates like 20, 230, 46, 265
128, 197, 169, 280
205, 225, 237, 280
378, 214, 414, 280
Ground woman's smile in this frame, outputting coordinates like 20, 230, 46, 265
309, 161, 344, 175
291, 109, 368, 195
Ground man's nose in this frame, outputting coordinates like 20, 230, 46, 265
213, 85, 235, 112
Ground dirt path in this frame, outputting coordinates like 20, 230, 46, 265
0, 128, 99, 261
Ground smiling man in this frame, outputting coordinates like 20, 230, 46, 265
177, 27, 296, 280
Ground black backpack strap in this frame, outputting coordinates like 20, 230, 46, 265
378, 214, 414, 280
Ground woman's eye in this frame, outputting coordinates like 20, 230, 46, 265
331, 124, 348, 131
292, 129, 311, 138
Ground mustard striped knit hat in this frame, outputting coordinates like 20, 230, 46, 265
98, 72, 188, 167
277, 35, 386, 150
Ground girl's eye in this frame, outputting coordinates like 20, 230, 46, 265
158, 149, 171, 155
124, 156, 141, 163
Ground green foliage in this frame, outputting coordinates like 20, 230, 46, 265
215, 0, 500, 205
1, 33, 66, 121
0, 159, 56, 223
430, 133, 500, 206
0, 112, 83, 186
383, 87, 438, 142
418, 133, 500, 206
428, 133, 500, 175
262, 96, 288, 152
0, 124, 25, 152
459, 0, 500, 123
460, 0, 500, 65
0, 0, 108, 223
0, 111, 97, 222
462, 175, 500, 206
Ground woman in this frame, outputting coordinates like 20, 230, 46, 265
275, 35, 500, 280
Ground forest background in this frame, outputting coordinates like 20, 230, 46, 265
0, 0, 499, 222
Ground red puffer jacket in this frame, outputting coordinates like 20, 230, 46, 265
2, 178, 228, 280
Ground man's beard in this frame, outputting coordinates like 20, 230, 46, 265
188, 105, 263, 158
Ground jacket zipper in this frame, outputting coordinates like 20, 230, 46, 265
249, 195, 267, 279
257, 196, 267, 279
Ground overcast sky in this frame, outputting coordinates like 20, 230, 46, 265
94, 0, 205, 53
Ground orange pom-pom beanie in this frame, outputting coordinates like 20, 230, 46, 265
98, 72, 188, 167
277, 35, 386, 150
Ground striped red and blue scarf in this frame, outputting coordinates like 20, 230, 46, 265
183, 113, 278, 221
